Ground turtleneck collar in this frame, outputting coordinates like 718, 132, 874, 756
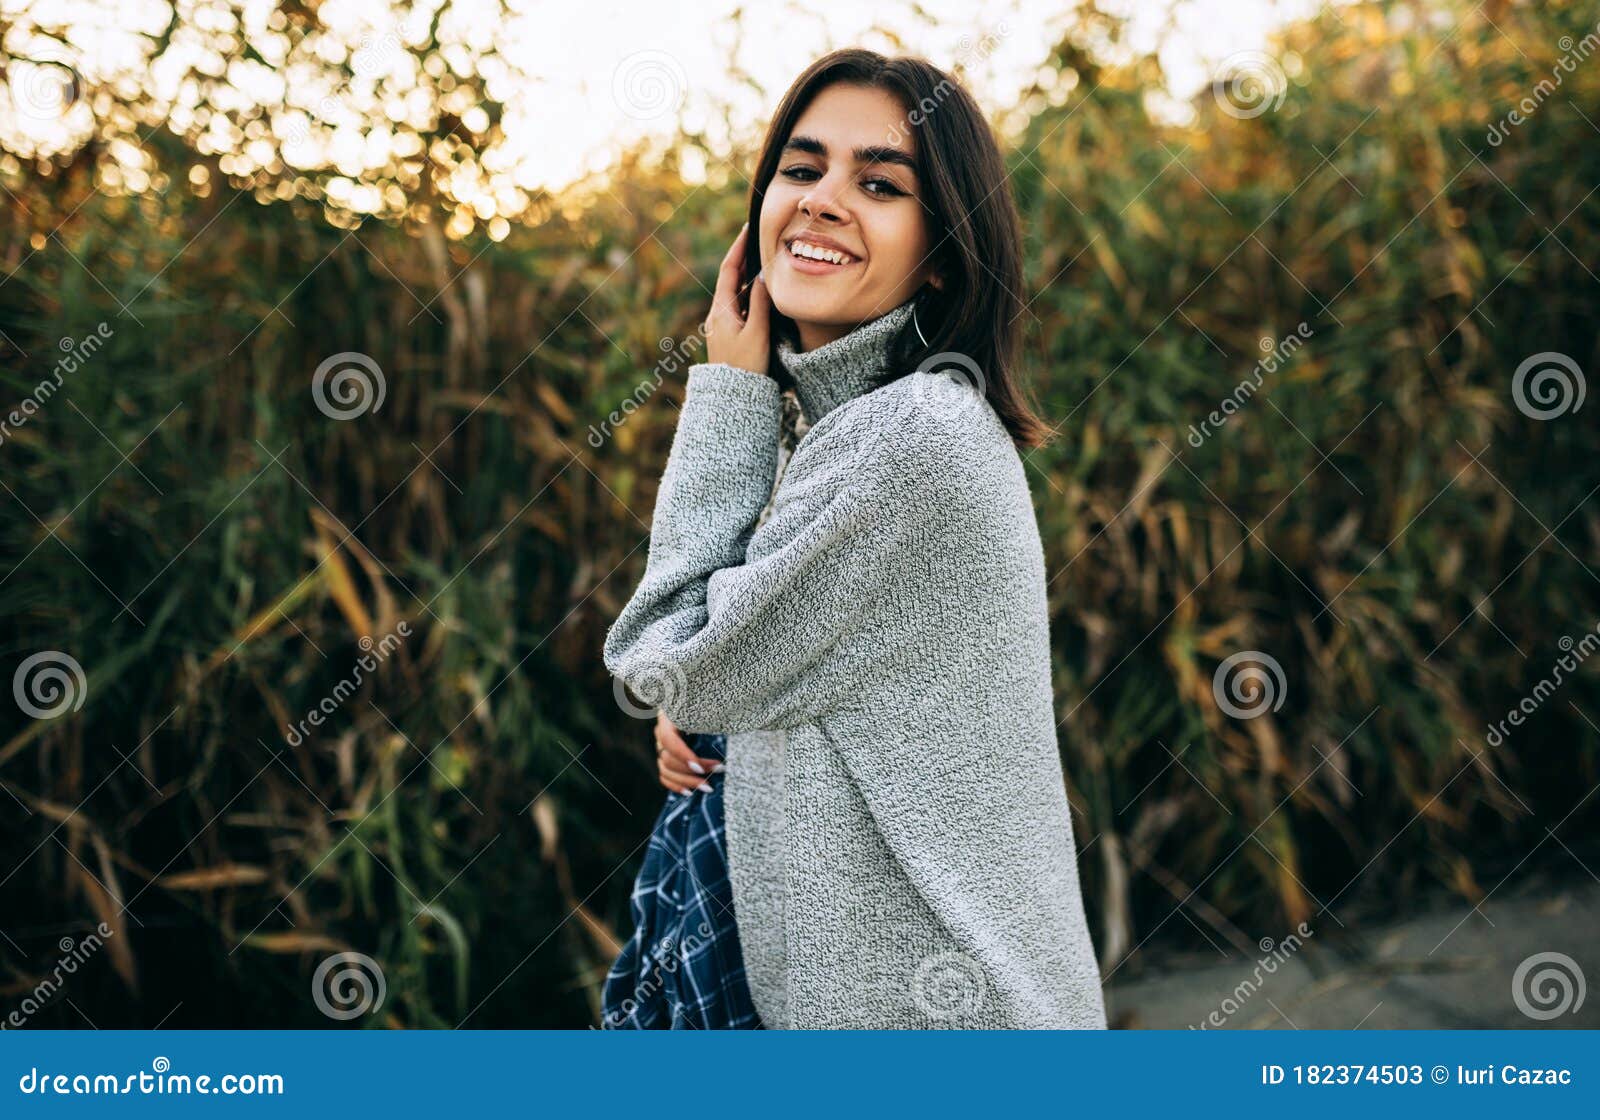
775, 298, 916, 424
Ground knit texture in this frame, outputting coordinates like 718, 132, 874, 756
603, 297, 1107, 1029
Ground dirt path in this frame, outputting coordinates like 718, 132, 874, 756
1104, 872, 1598, 1029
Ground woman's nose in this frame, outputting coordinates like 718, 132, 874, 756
800, 178, 847, 221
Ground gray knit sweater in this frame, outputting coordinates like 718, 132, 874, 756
603, 297, 1107, 1029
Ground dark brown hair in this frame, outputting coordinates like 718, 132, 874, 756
742, 48, 1054, 452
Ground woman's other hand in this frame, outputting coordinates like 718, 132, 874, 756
655, 712, 721, 794
703, 222, 771, 375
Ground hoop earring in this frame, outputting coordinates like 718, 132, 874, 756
912, 300, 929, 348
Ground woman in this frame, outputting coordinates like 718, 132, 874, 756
604, 48, 1107, 1029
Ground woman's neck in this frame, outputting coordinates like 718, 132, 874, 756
794, 319, 852, 352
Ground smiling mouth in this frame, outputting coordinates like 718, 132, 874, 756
786, 238, 861, 268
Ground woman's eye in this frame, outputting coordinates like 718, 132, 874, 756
778, 166, 905, 198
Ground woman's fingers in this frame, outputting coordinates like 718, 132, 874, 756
660, 739, 719, 781
660, 750, 699, 781
717, 220, 747, 271
654, 714, 716, 792
711, 222, 749, 326
658, 727, 698, 771
744, 269, 769, 334
658, 759, 700, 793
659, 755, 712, 794
703, 222, 769, 375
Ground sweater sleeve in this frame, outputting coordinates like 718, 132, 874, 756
602, 361, 917, 734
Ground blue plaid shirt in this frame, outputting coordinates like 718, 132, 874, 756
600, 733, 764, 1029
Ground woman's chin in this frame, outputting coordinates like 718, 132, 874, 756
770, 289, 837, 324
771, 283, 875, 326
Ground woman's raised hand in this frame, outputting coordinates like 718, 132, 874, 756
654, 711, 721, 795
703, 222, 771, 376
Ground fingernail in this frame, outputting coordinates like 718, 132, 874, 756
709, 763, 726, 774
687, 760, 704, 775
696, 781, 712, 793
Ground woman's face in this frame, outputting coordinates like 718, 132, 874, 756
759, 82, 942, 351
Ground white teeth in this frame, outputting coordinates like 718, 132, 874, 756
789, 240, 854, 265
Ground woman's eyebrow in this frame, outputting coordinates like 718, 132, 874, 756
781, 134, 918, 176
